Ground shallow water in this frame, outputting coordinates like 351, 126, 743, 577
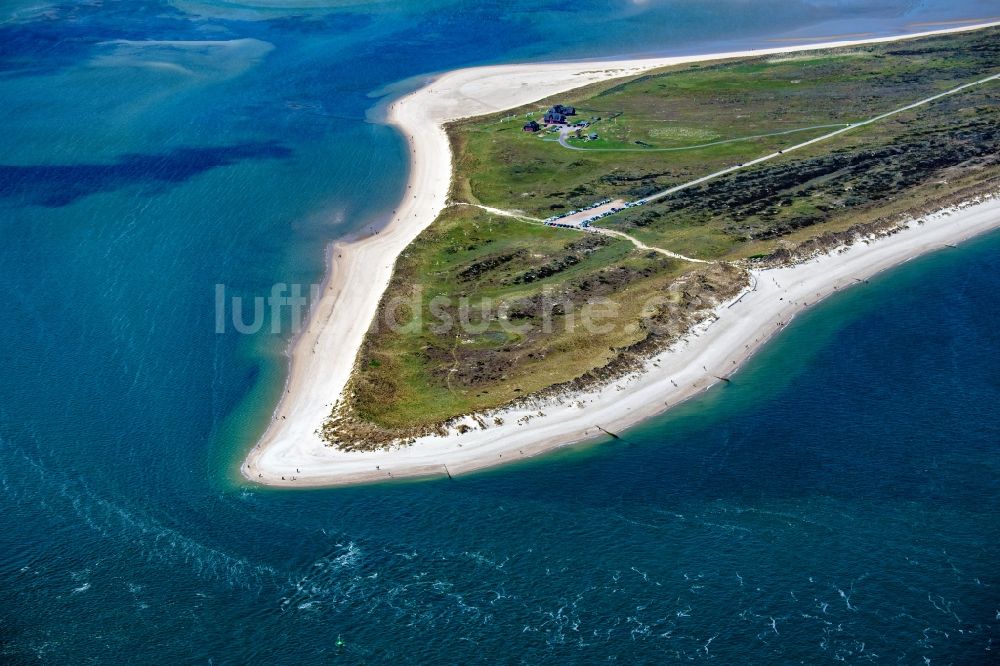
1, 1, 998, 662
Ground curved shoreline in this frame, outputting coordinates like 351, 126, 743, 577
243, 21, 1000, 488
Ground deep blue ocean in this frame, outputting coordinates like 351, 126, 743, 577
1, 1, 998, 662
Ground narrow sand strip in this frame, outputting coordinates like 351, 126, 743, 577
243, 21, 1000, 488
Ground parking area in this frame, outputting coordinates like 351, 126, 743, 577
543, 198, 635, 229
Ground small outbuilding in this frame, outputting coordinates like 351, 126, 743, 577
523, 120, 540, 132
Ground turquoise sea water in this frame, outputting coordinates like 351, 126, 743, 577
1, 1, 998, 662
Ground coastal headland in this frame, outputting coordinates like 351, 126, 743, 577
243, 22, 1000, 487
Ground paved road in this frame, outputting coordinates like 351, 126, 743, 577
466, 71, 1000, 263
640, 71, 1000, 205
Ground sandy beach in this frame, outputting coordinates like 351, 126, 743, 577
243, 21, 1000, 488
